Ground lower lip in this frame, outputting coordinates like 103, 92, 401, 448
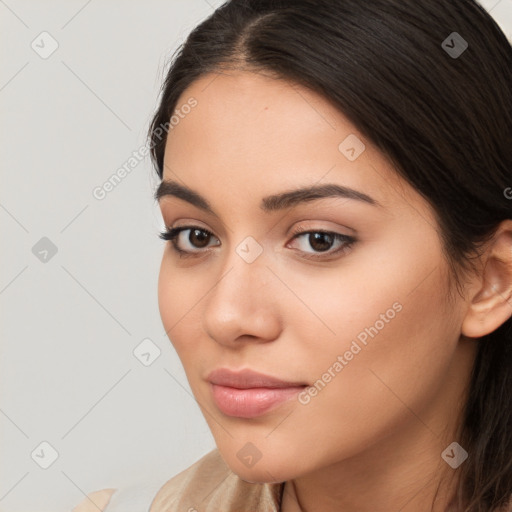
210, 383, 306, 418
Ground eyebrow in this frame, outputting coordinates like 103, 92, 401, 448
154, 179, 382, 214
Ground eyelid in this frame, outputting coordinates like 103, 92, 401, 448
285, 218, 356, 237
159, 207, 227, 238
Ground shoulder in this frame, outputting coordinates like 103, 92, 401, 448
149, 448, 283, 512
71, 489, 117, 512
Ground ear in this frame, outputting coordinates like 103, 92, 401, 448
461, 220, 512, 339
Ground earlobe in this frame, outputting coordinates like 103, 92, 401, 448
461, 221, 512, 339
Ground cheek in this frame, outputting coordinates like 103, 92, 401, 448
157, 257, 176, 335
284, 227, 451, 370
302, 273, 452, 399
158, 260, 215, 393
280, 243, 456, 419
158, 256, 200, 352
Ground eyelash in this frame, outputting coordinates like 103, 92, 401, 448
158, 225, 356, 261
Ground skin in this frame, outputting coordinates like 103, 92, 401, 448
154, 69, 512, 512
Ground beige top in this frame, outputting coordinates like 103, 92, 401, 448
70, 452, 512, 512
148, 448, 512, 512
148, 448, 284, 511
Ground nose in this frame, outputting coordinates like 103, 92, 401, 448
202, 247, 283, 347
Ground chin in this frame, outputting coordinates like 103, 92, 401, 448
234, 469, 286, 485
224, 455, 297, 484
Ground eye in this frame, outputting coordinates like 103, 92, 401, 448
287, 227, 356, 260
159, 225, 220, 256
158, 225, 356, 261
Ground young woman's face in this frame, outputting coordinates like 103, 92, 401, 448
157, 70, 477, 483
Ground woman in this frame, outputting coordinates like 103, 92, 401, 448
76, 0, 512, 510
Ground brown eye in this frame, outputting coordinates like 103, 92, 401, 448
189, 228, 211, 248
159, 226, 220, 254
308, 232, 334, 252
287, 229, 356, 261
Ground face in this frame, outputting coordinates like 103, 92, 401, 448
157, 69, 474, 484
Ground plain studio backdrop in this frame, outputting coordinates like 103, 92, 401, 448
1, 1, 511, 511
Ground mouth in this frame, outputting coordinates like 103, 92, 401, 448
207, 368, 308, 418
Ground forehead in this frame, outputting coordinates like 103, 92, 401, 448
167, 69, 353, 160
162, 70, 421, 215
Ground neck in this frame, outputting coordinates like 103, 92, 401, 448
281, 429, 460, 512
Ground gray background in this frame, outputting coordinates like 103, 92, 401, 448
1, 1, 511, 511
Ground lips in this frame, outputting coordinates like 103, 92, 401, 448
207, 368, 308, 418
207, 368, 307, 389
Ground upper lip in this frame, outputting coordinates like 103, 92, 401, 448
207, 368, 307, 389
